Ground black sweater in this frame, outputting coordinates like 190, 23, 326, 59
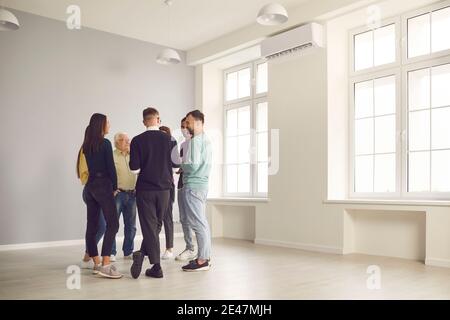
85, 138, 118, 190
130, 130, 178, 191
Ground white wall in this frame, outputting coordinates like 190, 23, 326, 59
425, 208, 450, 267
197, 64, 224, 198
195, 0, 450, 268
346, 209, 426, 260
187, 0, 369, 65
254, 49, 343, 253
0, 9, 194, 245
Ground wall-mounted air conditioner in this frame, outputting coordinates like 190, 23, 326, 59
261, 22, 324, 61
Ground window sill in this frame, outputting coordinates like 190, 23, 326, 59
207, 197, 270, 205
324, 199, 450, 207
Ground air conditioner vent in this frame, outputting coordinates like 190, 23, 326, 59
261, 23, 324, 61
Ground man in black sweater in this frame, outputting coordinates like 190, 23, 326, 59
129, 107, 177, 279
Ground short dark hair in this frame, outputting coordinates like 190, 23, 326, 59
143, 107, 159, 120
181, 117, 186, 123
159, 126, 171, 136
186, 110, 204, 124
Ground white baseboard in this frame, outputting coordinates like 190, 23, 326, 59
425, 258, 450, 268
254, 238, 343, 255
0, 239, 86, 251
0, 233, 184, 252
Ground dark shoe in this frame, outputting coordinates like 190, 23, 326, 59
188, 259, 212, 266
145, 265, 163, 278
182, 259, 210, 272
130, 251, 144, 279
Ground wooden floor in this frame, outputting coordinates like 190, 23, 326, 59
0, 238, 449, 300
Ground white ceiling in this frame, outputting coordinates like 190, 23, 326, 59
5, 0, 310, 51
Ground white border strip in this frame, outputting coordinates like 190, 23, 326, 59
425, 258, 450, 268
0, 233, 185, 252
255, 238, 343, 255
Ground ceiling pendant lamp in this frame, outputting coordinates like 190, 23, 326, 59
156, 48, 181, 65
0, 7, 20, 31
156, 0, 181, 65
256, 3, 288, 26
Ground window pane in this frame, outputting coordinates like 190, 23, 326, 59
257, 132, 268, 162
431, 107, 450, 149
354, 30, 373, 71
408, 13, 431, 58
257, 102, 268, 132
226, 109, 238, 136
375, 115, 396, 154
408, 151, 430, 192
409, 110, 430, 151
355, 118, 374, 155
238, 135, 250, 163
431, 150, 450, 192
355, 80, 374, 118
238, 68, 251, 98
374, 76, 396, 116
256, 62, 268, 94
238, 106, 251, 135
374, 153, 396, 192
257, 162, 268, 193
355, 155, 373, 192
408, 68, 430, 111
226, 136, 237, 163
431, 63, 450, 108
226, 165, 238, 193
226, 72, 238, 101
431, 6, 450, 53
374, 24, 396, 66
237, 164, 250, 193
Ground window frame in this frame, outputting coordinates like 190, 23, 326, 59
401, 0, 450, 66
223, 60, 268, 198
253, 97, 270, 197
349, 68, 402, 199
348, 1, 450, 200
349, 16, 401, 78
254, 61, 269, 99
223, 62, 254, 105
401, 54, 450, 200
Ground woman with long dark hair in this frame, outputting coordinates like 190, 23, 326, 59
77, 128, 107, 270
77, 113, 122, 279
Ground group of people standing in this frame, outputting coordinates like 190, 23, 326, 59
76, 107, 212, 279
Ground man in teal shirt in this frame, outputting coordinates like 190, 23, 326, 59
180, 110, 212, 272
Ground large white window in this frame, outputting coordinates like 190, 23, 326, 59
352, 73, 398, 194
224, 61, 268, 197
350, 1, 450, 199
353, 23, 397, 71
407, 6, 450, 59
406, 62, 450, 193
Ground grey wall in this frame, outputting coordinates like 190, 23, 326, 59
0, 9, 194, 245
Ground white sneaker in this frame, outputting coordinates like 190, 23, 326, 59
124, 255, 133, 260
161, 249, 174, 260
175, 249, 196, 262
80, 258, 94, 269
110, 255, 117, 262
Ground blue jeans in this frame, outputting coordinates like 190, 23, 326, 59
177, 189, 194, 251
180, 187, 210, 260
115, 191, 137, 256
